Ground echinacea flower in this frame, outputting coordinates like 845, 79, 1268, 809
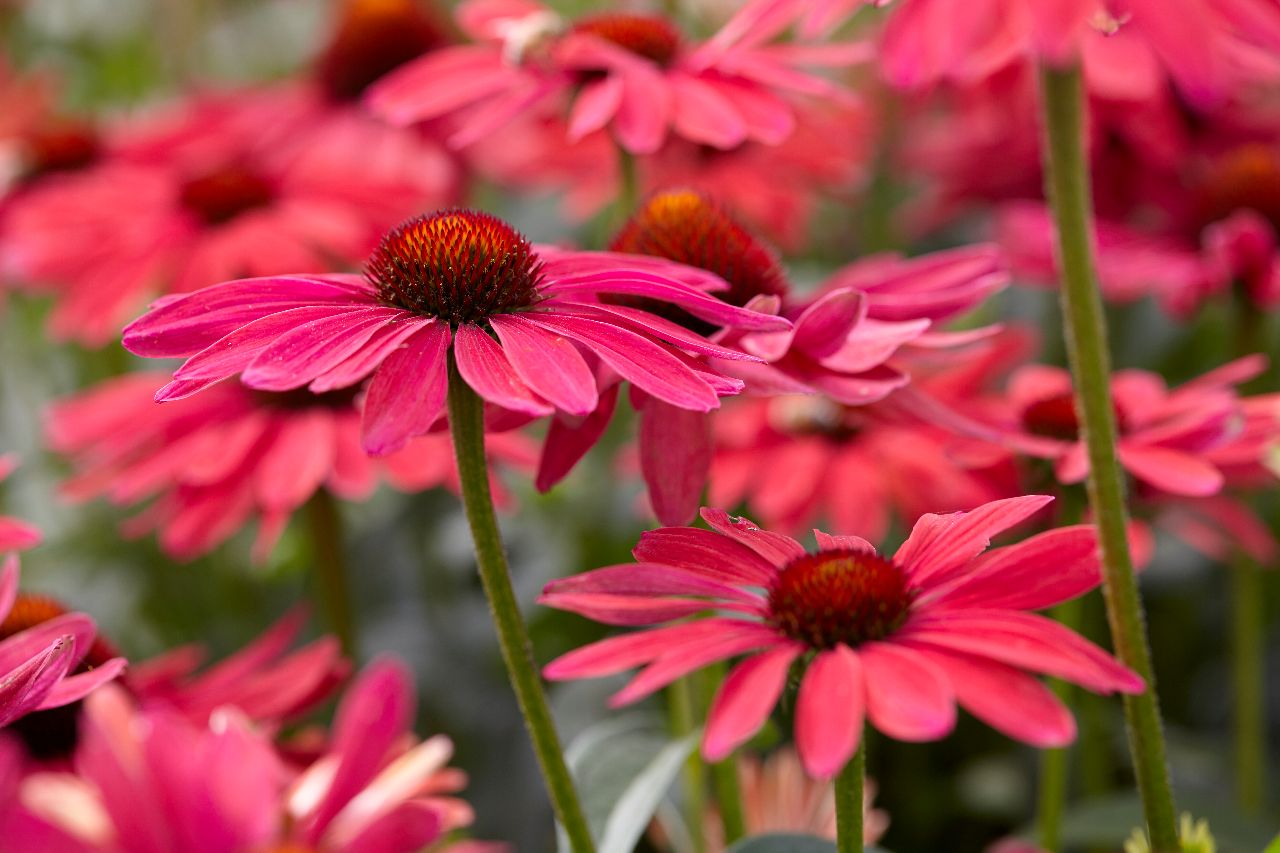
47, 372, 535, 560
1, 84, 458, 345
368, 0, 868, 154
536, 190, 1005, 524
0, 456, 40, 553
999, 356, 1266, 497
541, 496, 1143, 778
6, 659, 483, 853
0, 556, 125, 734
122, 208, 787, 456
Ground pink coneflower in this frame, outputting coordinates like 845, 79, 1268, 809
710, 394, 1010, 543
541, 496, 1143, 778
1, 81, 458, 346
0, 456, 40, 553
999, 356, 1266, 497
367, 0, 868, 154
6, 659, 483, 853
47, 371, 535, 561
537, 190, 1005, 525
122, 208, 787, 456
126, 607, 347, 729
0, 556, 125, 734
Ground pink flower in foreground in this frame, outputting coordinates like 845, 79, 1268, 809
122, 208, 787, 456
0, 556, 125, 732
542, 496, 1143, 778
368, 0, 868, 154
0, 456, 40, 553
5, 660, 482, 853
537, 190, 1006, 525
998, 356, 1266, 497
127, 607, 347, 729
47, 372, 535, 560
1, 84, 458, 345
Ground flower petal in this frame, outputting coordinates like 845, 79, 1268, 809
489, 315, 598, 415
703, 645, 804, 761
700, 507, 807, 566
361, 322, 451, 455
795, 645, 865, 779
895, 496, 1055, 589
641, 400, 712, 526
858, 642, 955, 742
453, 323, 553, 416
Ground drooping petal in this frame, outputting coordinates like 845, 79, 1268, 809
641, 400, 712, 526
489, 315, 598, 415
609, 622, 780, 706
361, 322, 451, 455
795, 645, 865, 779
535, 386, 620, 492
703, 644, 804, 761
858, 642, 955, 742
1117, 444, 1224, 496
453, 323, 553, 416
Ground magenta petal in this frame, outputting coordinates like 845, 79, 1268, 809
641, 400, 712, 526
546, 272, 790, 331
700, 507, 807, 566
568, 76, 624, 140
930, 526, 1101, 611
669, 73, 748, 149
0, 518, 41, 552
489, 315, 598, 415
914, 647, 1076, 748
633, 527, 778, 586
789, 288, 867, 359
453, 324, 554, 416
858, 643, 955, 742
0, 637, 75, 727
361, 322, 451, 456
795, 645, 865, 779
1118, 444, 1224, 496
36, 656, 126, 709
241, 307, 406, 391
544, 563, 753, 601
609, 623, 779, 706
896, 496, 1055, 589
310, 318, 432, 393
543, 619, 758, 680
703, 645, 803, 761
0, 614, 95, 673
814, 530, 877, 554
555, 303, 761, 361
528, 314, 720, 411
0, 555, 17, 615
334, 800, 444, 853
535, 386, 619, 492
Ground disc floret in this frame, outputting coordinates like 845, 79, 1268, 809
364, 209, 544, 325
767, 548, 913, 649
572, 14, 681, 65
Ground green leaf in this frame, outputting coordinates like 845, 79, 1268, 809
557, 715, 699, 853
1264, 830, 1280, 853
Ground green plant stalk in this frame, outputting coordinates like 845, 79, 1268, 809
1037, 63, 1179, 852
1230, 551, 1266, 814
304, 489, 358, 658
702, 664, 746, 844
835, 739, 865, 853
669, 677, 708, 853
1038, 597, 1082, 852
446, 359, 595, 852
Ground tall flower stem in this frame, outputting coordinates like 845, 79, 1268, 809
669, 677, 708, 853
835, 739, 865, 853
446, 358, 595, 852
702, 663, 746, 844
1230, 551, 1266, 814
1038, 597, 1081, 852
304, 489, 358, 658
1037, 63, 1179, 851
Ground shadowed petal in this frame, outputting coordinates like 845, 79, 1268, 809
859, 643, 955, 741
795, 644, 865, 779
704, 644, 804, 761
489, 315, 598, 415
361, 323, 450, 456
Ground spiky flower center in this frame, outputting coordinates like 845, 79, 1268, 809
610, 190, 788, 332
1021, 391, 1128, 441
767, 549, 912, 649
1194, 144, 1280, 232
316, 0, 445, 101
572, 14, 680, 65
22, 118, 101, 178
364, 209, 543, 325
1, 593, 120, 760
180, 165, 275, 226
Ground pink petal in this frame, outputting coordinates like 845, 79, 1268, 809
544, 272, 790, 331
535, 386, 620, 492
914, 648, 1076, 748
0, 518, 41, 552
241, 307, 406, 391
0, 555, 17, 616
613, 65, 671, 154
700, 507, 807, 566
703, 645, 804, 761
543, 618, 766, 681
795, 645, 865, 779
790, 288, 867, 359
858, 642, 955, 742
895, 495, 1055, 589
814, 530, 877, 554
567, 76, 624, 141
632, 527, 779, 586
0, 614, 95, 674
1117, 444, 1224, 496
641, 400, 712, 526
929, 525, 1101, 611
310, 318, 433, 393
334, 800, 445, 853
37, 656, 126, 709
609, 623, 780, 705
669, 73, 748, 149
361, 322, 451, 455
489, 315, 598, 415
0, 637, 75, 727
453, 324, 554, 416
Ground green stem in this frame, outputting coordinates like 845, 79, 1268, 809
1230, 552, 1266, 814
835, 740, 865, 853
1037, 63, 1179, 852
669, 677, 708, 853
1038, 596, 1083, 852
446, 358, 595, 852
304, 489, 358, 658
701, 664, 746, 845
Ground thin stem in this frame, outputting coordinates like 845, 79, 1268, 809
1037, 63, 1179, 852
446, 358, 595, 852
1038, 596, 1083, 852
669, 677, 708, 853
835, 739, 865, 853
1230, 551, 1266, 814
701, 664, 746, 845
304, 489, 358, 658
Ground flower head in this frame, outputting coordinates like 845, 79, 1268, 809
316, 0, 449, 103
368, 0, 868, 153
48, 372, 535, 560
122, 208, 787, 456
541, 496, 1142, 778
0, 556, 125, 736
